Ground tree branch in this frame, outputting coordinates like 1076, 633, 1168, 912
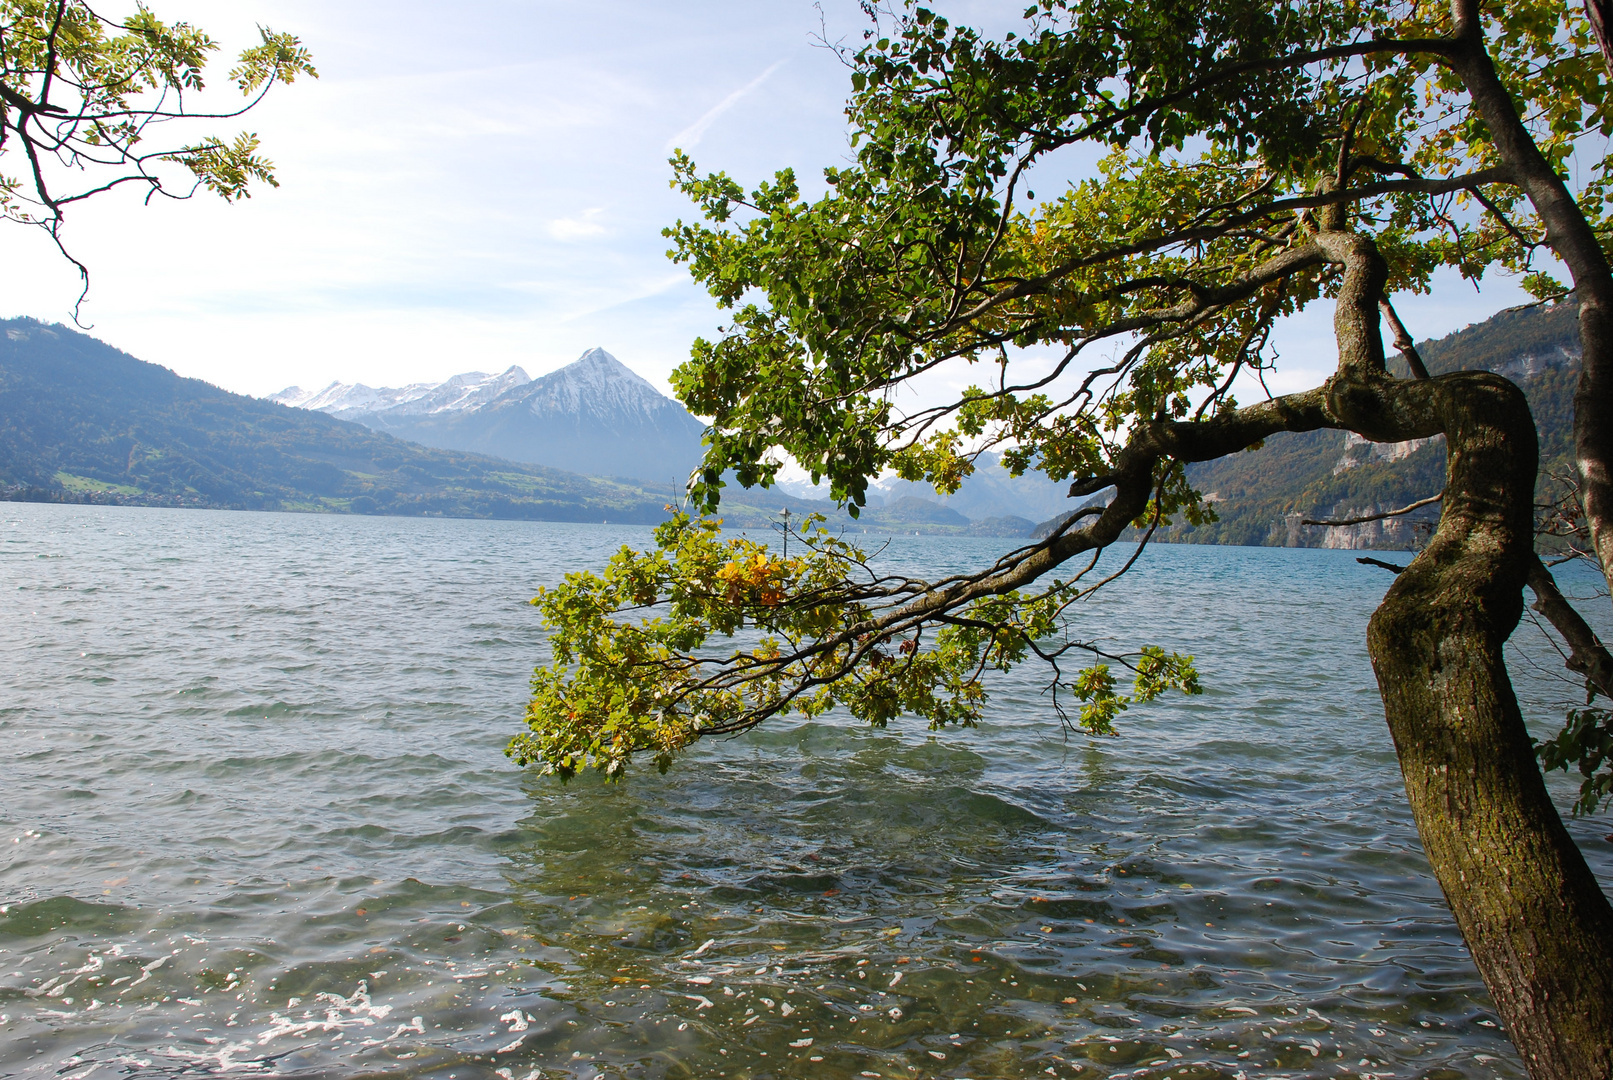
949, 168, 1514, 327
1021, 35, 1459, 158
1526, 555, 1613, 700
1380, 297, 1431, 380
1304, 491, 1443, 526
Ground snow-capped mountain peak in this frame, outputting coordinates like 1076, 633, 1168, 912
264, 349, 704, 487
500, 348, 676, 422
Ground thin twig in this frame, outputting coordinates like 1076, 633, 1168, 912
1305, 491, 1443, 527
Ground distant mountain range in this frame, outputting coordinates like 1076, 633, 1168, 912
271, 348, 706, 491
274, 349, 1071, 527
276, 366, 532, 419
0, 301, 1578, 547
0, 321, 1029, 534
0, 321, 680, 522
776, 451, 1073, 524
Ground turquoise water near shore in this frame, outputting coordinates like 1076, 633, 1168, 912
2, 503, 1609, 1079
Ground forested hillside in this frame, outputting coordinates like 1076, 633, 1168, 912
1156, 299, 1580, 548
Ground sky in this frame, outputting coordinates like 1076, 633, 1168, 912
0, 0, 1535, 404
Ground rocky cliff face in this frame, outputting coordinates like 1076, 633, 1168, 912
1271, 505, 1437, 550
1331, 432, 1445, 475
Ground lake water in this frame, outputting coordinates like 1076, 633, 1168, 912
2, 504, 1609, 1080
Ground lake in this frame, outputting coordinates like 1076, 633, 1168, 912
2, 503, 1609, 1079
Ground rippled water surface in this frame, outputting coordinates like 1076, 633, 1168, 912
3, 504, 1610, 1080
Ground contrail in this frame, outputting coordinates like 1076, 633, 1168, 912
665, 59, 787, 153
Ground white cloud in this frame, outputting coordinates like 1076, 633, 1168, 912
0, 0, 1530, 406
557, 273, 689, 324
549, 207, 608, 240
665, 59, 787, 153
0, 1, 862, 399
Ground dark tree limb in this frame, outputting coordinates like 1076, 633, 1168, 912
1442, 0, 1613, 624
1587, 0, 1613, 79
1527, 555, 1613, 701
949, 170, 1512, 328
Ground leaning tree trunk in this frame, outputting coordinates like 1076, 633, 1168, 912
948, 222, 1613, 1075
1358, 370, 1613, 1079
1316, 228, 1613, 1079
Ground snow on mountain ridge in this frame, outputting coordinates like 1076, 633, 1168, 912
387, 365, 531, 417
265, 348, 706, 488
269, 349, 678, 424
270, 366, 531, 419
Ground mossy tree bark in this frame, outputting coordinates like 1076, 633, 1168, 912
1321, 229, 1613, 1080
1361, 370, 1613, 1079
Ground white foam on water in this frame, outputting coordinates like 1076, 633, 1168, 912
256, 980, 392, 1045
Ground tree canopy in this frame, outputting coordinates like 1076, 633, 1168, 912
514, 0, 1612, 793
512, 1, 1613, 1075
0, 0, 315, 291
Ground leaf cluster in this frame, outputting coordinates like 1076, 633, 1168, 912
1536, 704, 1613, 816
511, 511, 1200, 779
0, 1, 315, 268
664, 0, 1609, 523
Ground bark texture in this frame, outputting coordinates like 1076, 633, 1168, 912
1361, 370, 1613, 1080
1313, 222, 1613, 1080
